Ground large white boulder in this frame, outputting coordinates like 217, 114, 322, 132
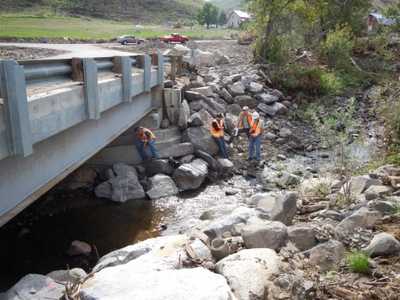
81, 267, 234, 300
82, 235, 234, 300
215, 249, 280, 300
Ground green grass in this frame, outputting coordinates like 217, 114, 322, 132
346, 251, 370, 274
0, 14, 236, 40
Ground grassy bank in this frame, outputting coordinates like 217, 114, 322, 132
0, 14, 236, 40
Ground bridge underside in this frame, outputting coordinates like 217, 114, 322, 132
0, 88, 162, 227
0, 55, 165, 227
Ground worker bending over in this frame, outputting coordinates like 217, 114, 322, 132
248, 112, 263, 162
134, 127, 160, 161
210, 113, 228, 159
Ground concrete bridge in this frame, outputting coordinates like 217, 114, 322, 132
0, 53, 166, 226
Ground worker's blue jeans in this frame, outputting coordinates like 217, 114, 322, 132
249, 135, 261, 161
214, 137, 228, 159
135, 140, 160, 161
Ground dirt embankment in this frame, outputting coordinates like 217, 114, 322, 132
0, 46, 64, 60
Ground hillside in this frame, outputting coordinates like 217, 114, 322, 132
210, 0, 245, 11
0, 0, 204, 23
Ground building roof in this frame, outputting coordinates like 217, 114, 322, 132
369, 12, 396, 26
232, 10, 251, 20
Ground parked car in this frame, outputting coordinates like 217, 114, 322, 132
117, 35, 145, 45
160, 33, 189, 44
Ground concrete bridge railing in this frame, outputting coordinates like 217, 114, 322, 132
0, 52, 165, 226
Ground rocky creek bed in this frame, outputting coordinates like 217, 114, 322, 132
1, 41, 400, 299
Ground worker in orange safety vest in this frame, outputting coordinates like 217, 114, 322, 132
210, 113, 228, 158
134, 127, 159, 161
236, 106, 253, 137
248, 111, 264, 162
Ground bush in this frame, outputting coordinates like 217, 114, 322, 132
346, 251, 370, 274
254, 35, 290, 65
272, 65, 349, 96
321, 26, 355, 71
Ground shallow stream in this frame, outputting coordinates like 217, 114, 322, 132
0, 119, 381, 292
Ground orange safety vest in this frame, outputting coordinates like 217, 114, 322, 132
238, 112, 253, 129
249, 119, 263, 137
210, 119, 224, 138
137, 128, 156, 142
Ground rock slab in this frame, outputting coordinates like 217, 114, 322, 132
216, 249, 280, 300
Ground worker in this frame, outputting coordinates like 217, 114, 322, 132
210, 114, 228, 159
236, 106, 253, 136
248, 111, 263, 162
134, 127, 159, 161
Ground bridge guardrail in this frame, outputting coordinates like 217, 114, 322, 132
0, 51, 165, 160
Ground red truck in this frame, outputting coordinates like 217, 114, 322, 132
160, 33, 189, 44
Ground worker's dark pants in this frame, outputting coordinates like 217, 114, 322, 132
213, 137, 228, 159
135, 140, 160, 161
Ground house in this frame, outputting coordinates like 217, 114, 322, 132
227, 10, 251, 28
368, 12, 396, 32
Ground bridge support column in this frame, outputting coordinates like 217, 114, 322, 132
82, 58, 100, 120
0, 60, 33, 157
113, 56, 133, 102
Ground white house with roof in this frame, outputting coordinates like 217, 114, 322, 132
227, 10, 251, 28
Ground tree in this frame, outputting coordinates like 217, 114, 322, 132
247, 0, 371, 63
219, 11, 227, 26
198, 2, 220, 29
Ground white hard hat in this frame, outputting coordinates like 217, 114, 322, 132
252, 111, 260, 119
243, 106, 249, 111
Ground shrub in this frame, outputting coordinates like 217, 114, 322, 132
346, 251, 370, 274
321, 26, 355, 71
272, 65, 350, 96
254, 35, 290, 65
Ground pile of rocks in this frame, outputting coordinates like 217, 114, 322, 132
93, 156, 234, 202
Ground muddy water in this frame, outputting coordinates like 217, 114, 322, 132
0, 176, 257, 291
0, 197, 163, 291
